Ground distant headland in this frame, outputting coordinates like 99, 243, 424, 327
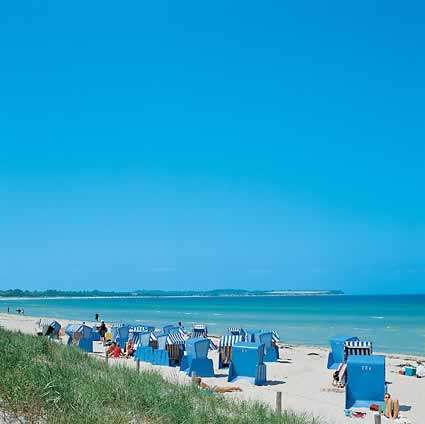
0, 288, 344, 299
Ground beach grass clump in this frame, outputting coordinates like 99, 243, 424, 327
0, 328, 320, 424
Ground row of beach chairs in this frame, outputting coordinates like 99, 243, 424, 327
43, 319, 386, 409
56, 321, 280, 386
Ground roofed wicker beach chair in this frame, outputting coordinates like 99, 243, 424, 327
151, 331, 186, 366
38, 318, 61, 339
218, 333, 244, 368
255, 331, 279, 362
65, 324, 100, 353
111, 324, 132, 348
180, 337, 214, 377
192, 323, 208, 338
327, 335, 359, 369
228, 342, 267, 386
346, 355, 386, 409
242, 329, 279, 362
133, 331, 157, 363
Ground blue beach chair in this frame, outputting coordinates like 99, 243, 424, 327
112, 324, 132, 348
180, 337, 214, 377
192, 324, 208, 338
254, 331, 279, 362
346, 355, 386, 409
327, 336, 359, 369
228, 342, 267, 386
39, 319, 61, 338
133, 331, 156, 363
65, 324, 100, 353
151, 332, 186, 366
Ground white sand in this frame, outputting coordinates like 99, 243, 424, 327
0, 313, 423, 424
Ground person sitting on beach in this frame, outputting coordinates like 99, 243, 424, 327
124, 340, 135, 358
384, 393, 399, 419
106, 341, 117, 356
107, 341, 122, 358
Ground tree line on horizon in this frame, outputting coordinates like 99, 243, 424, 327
0, 288, 343, 298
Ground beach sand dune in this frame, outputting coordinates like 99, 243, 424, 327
0, 313, 422, 424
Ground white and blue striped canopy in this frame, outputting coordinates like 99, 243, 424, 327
344, 340, 372, 356
166, 332, 186, 345
272, 331, 280, 343
192, 324, 208, 337
219, 334, 243, 347
130, 325, 156, 333
193, 324, 207, 330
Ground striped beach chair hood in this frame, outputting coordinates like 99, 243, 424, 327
219, 334, 243, 347
227, 327, 242, 335
166, 331, 186, 345
344, 340, 373, 356
271, 331, 280, 343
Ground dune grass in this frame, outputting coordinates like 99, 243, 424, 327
0, 328, 320, 424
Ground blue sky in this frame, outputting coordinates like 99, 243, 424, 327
1, 1, 424, 294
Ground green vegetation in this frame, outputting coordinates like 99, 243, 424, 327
0, 328, 320, 423
0, 288, 343, 298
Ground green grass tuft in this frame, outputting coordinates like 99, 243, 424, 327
0, 328, 320, 423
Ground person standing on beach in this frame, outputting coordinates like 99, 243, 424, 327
7, 307, 9, 313
95, 313, 99, 322
98, 320, 108, 340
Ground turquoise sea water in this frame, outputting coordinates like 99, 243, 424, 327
1, 295, 424, 355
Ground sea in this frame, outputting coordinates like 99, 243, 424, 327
1, 295, 424, 355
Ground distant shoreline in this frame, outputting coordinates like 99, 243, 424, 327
0, 292, 345, 301
0, 289, 344, 300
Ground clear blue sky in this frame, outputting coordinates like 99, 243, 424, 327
1, 1, 424, 294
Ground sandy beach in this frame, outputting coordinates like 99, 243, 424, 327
0, 313, 423, 424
